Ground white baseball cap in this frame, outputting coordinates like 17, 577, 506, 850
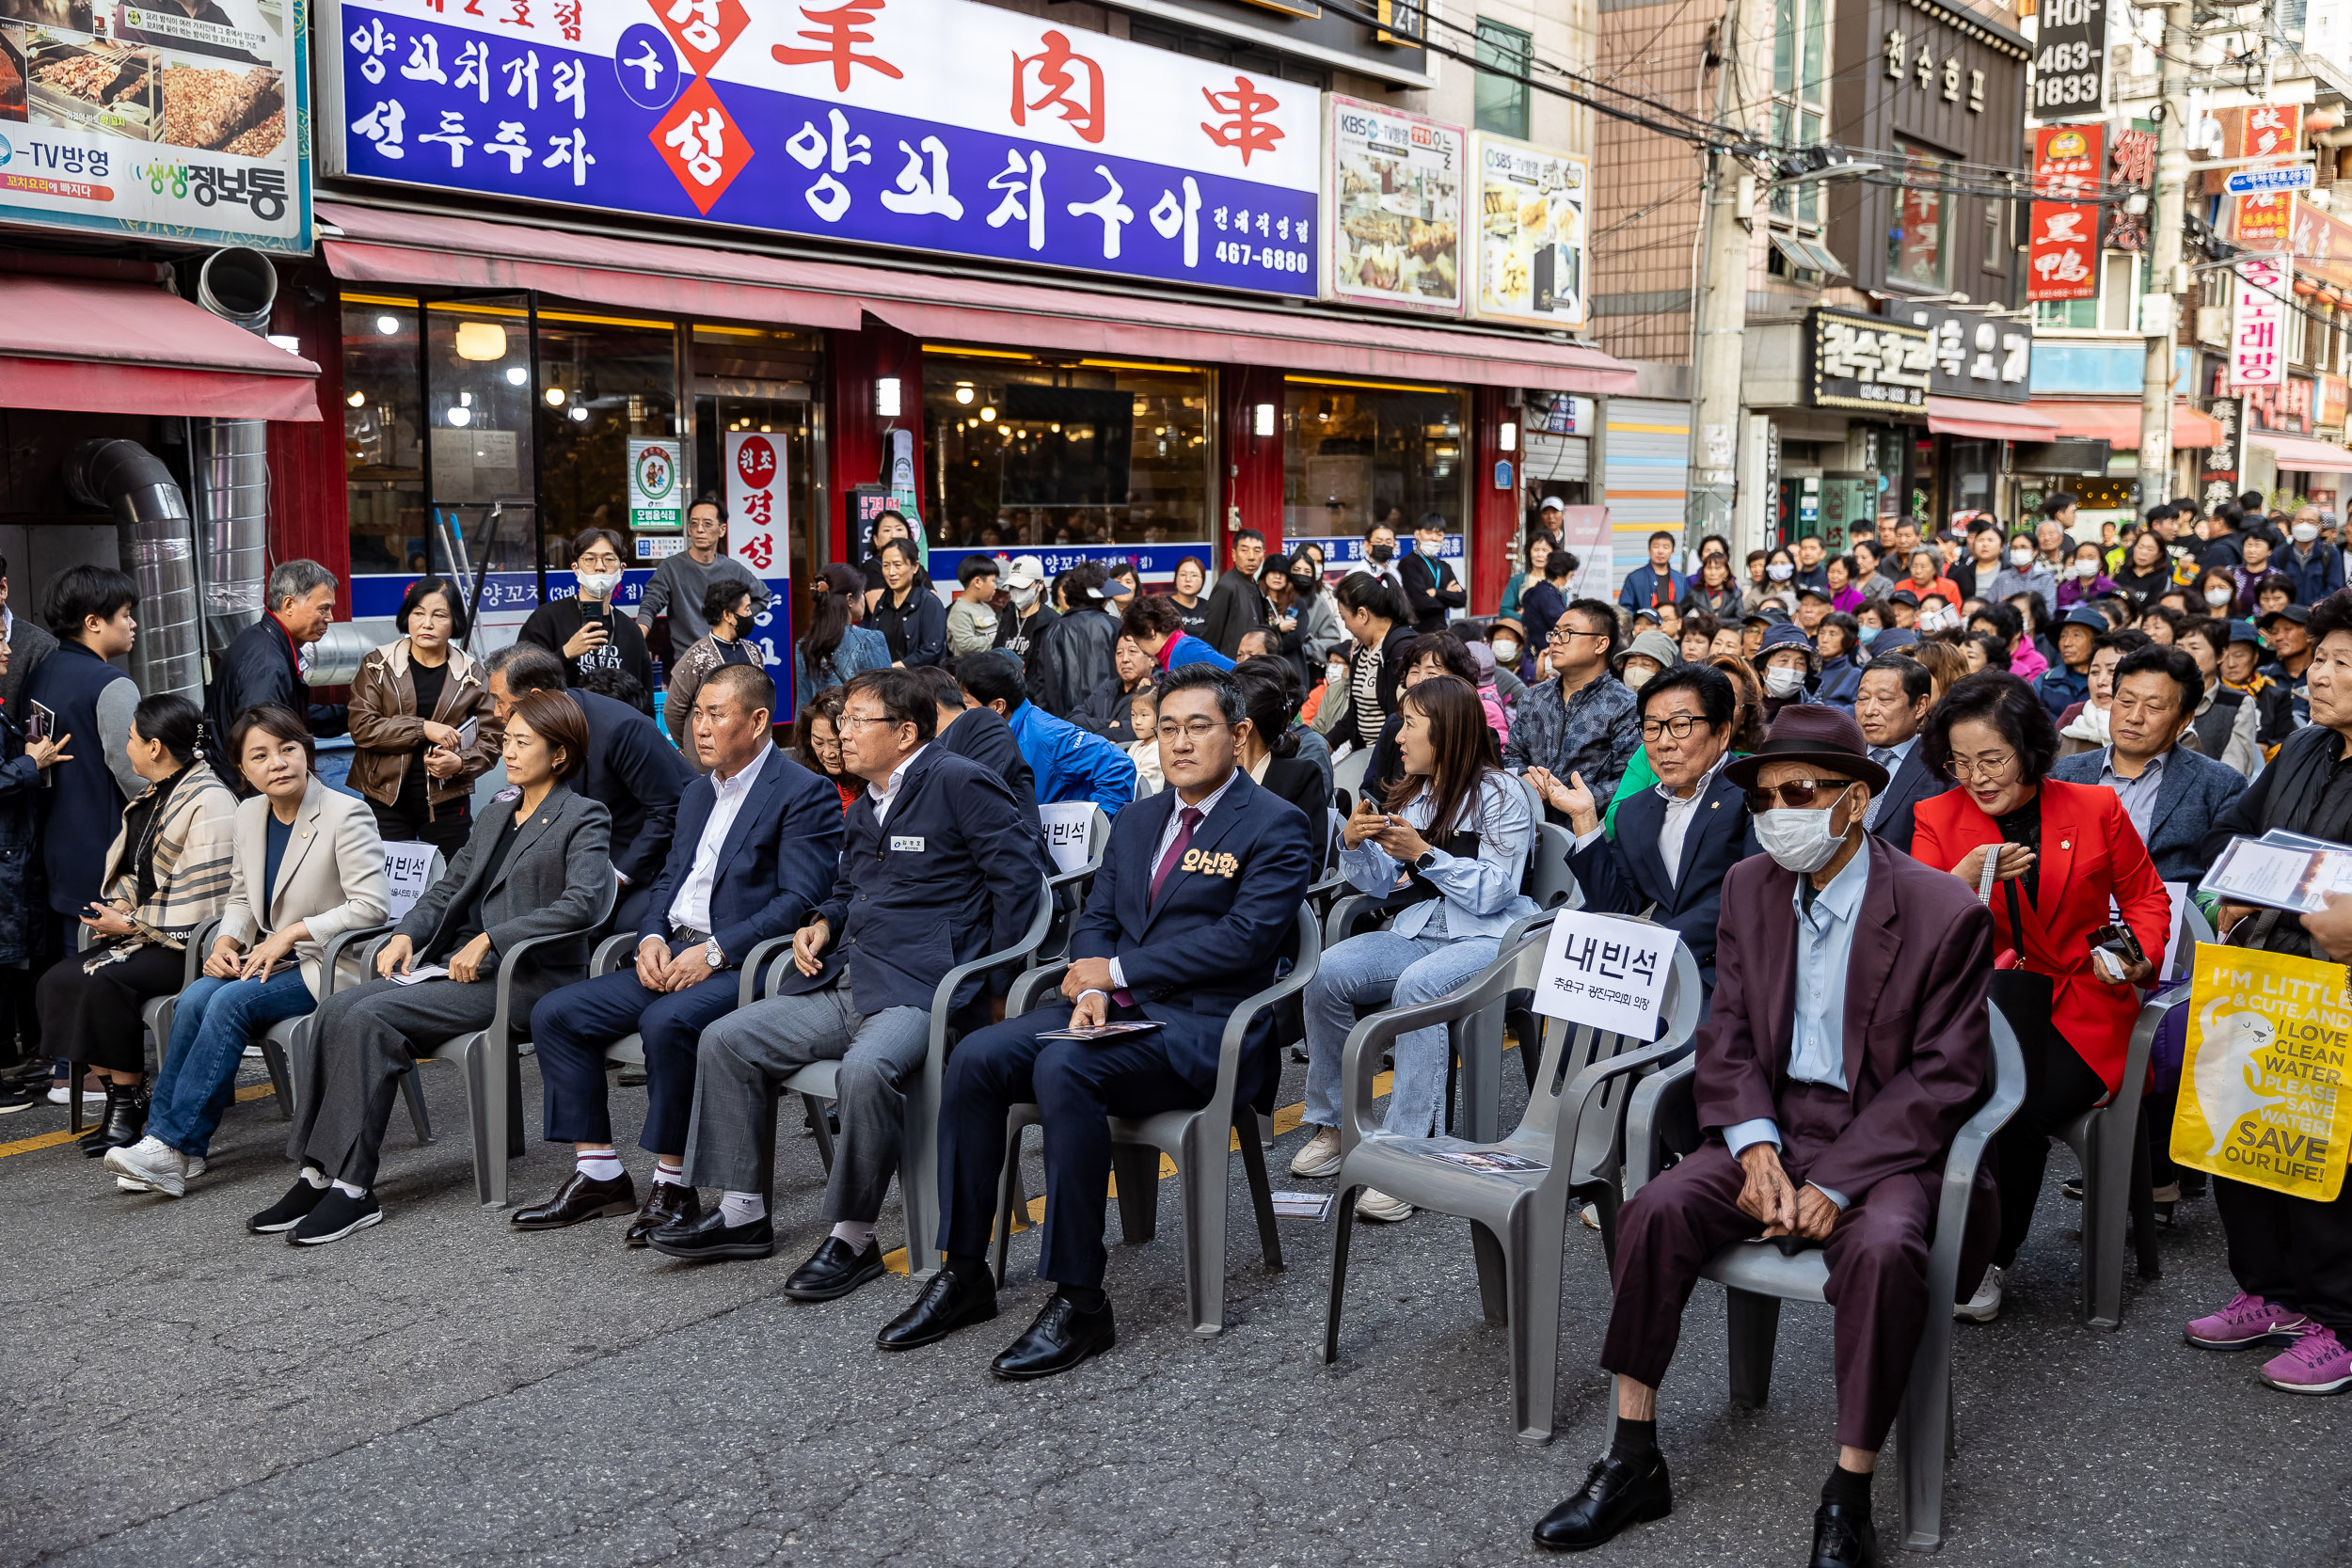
1538, 496, 1566, 513
1002, 554, 1046, 588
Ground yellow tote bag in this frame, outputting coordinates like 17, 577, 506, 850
2171, 942, 2352, 1203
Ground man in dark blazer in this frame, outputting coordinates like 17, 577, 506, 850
1537, 663, 1756, 999
1200, 528, 1269, 657
911, 662, 1041, 827
487, 642, 691, 935
1852, 654, 1944, 855
205, 559, 348, 752
1534, 705, 1996, 1568
0, 555, 56, 716
874, 665, 1313, 1377
2049, 642, 2248, 882
1398, 515, 1466, 634
516, 664, 841, 1246
657, 669, 1045, 1286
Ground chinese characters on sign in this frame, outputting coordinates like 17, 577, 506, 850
2027, 122, 2102, 303
2244, 378, 2312, 435
328, 0, 1322, 298
1472, 133, 1586, 328
628, 437, 685, 531
2201, 395, 2244, 511
2106, 126, 2156, 251
2230, 256, 2289, 390
1808, 308, 1931, 411
1326, 95, 1464, 316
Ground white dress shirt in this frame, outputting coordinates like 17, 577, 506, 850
666, 744, 772, 937
866, 743, 929, 828
1653, 754, 1727, 890
1097, 765, 1240, 997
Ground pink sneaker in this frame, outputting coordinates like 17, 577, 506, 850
2185, 1291, 2307, 1350
2260, 1326, 2352, 1396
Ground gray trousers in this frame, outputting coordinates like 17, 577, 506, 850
685, 980, 929, 1224
288, 975, 498, 1190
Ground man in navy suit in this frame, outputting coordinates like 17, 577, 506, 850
486, 642, 691, 935
655, 669, 1045, 1285
875, 665, 1314, 1377
515, 664, 840, 1245
1851, 655, 1942, 855
1534, 663, 1756, 999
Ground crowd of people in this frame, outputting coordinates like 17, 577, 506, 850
2, 483, 2348, 1568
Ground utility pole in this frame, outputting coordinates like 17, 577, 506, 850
1686, 0, 1759, 552
2136, 0, 2194, 510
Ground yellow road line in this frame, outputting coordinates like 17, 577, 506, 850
0, 1081, 276, 1160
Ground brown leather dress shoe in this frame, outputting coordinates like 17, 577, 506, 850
626, 1179, 700, 1247
511, 1169, 638, 1230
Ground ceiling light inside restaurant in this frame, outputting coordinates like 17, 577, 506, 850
569, 404, 589, 422
544, 387, 566, 406
375, 314, 401, 335
505, 366, 530, 386
446, 405, 472, 427
955, 384, 975, 404
346, 389, 366, 407
980, 406, 996, 421
454, 322, 507, 361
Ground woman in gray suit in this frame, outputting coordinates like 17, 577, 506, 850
256, 690, 612, 1245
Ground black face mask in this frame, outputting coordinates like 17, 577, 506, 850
1368, 545, 1393, 563
1290, 573, 1316, 593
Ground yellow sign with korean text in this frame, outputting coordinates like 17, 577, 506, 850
2172, 942, 2351, 1201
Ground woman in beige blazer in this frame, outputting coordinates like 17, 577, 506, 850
104, 705, 390, 1199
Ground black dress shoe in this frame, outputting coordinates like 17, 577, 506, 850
1810, 1502, 1878, 1568
625, 1180, 699, 1247
876, 1267, 998, 1351
1531, 1453, 1672, 1552
990, 1293, 1116, 1380
647, 1207, 774, 1261
511, 1170, 639, 1229
784, 1235, 885, 1301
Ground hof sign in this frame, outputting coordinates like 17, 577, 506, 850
1533, 911, 1677, 1041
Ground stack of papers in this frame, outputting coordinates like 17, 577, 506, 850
2201, 832, 2352, 916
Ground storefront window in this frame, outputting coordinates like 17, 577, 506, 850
343, 295, 424, 577
425, 297, 540, 579
691, 325, 825, 640
922, 354, 1213, 558
1947, 438, 1996, 520
1886, 142, 1950, 293
1282, 378, 1469, 568
535, 309, 680, 564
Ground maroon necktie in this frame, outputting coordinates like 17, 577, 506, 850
1149, 806, 1204, 908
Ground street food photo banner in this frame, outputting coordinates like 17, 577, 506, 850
0, 0, 309, 250
323, 0, 1322, 298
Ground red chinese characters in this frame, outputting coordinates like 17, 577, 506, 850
1011, 29, 1104, 144
652, 76, 752, 213
2027, 123, 2102, 303
772, 1, 903, 92
1200, 75, 1282, 166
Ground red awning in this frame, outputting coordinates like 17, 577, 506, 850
2250, 432, 2352, 473
315, 201, 1636, 394
1924, 396, 2062, 442
0, 275, 320, 421
2026, 398, 2224, 450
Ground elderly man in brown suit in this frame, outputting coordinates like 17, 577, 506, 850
1533, 705, 1997, 1568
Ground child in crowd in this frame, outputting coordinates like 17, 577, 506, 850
1125, 685, 1164, 795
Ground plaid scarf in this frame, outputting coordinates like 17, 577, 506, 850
87, 762, 238, 967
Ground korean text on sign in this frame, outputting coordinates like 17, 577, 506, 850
1532, 911, 1678, 1042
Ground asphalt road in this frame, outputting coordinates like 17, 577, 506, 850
1, 1050, 2344, 1568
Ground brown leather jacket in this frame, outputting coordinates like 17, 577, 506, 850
345, 638, 500, 813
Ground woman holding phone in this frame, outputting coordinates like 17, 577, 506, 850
348, 576, 499, 857
518, 528, 656, 714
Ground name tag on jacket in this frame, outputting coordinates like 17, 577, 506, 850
891, 835, 925, 852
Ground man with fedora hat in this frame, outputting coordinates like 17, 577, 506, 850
1534, 704, 1998, 1568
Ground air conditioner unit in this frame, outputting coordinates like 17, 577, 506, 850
2197, 306, 2230, 347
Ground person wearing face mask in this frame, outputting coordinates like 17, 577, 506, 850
1744, 547, 1800, 618
1279, 552, 1345, 685
1750, 620, 1819, 722
1400, 514, 1467, 634
1913, 672, 2167, 1325
1611, 628, 1678, 693
518, 528, 657, 717
1359, 522, 1406, 590
1987, 531, 2058, 621
2280, 505, 2344, 604
1533, 705, 1999, 1567
2194, 564, 2248, 620
2056, 542, 2120, 610
2031, 605, 2108, 720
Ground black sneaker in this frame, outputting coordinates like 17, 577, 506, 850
248, 1177, 329, 1234
290, 1188, 383, 1246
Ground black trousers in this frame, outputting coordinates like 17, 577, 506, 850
38, 944, 187, 1073
370, 796, 472, 863
1989, 1013, 2109, 1269
2217, 1177, 2352, 1337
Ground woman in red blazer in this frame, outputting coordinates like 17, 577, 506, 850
1912, 670, 2170, 1323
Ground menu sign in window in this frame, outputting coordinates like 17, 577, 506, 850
1471, 131, 1585, 329
1324, 93, 1464, 316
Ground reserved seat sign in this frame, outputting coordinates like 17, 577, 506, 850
1534, 911, 1676, 1041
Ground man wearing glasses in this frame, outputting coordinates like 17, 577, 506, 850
652, 668, 1045, 1287
878, 664, 1313, 1378
1505, 597, 1640, 827
1530, 663, 1755, 999
1534, 705, 1998, 1568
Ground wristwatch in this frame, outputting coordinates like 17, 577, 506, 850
1413, 848, 1440, 872
704, 938, 726, 971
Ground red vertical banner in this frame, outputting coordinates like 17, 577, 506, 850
1470, 385, 1515, 615
1217, 362, 1285, 566
2028, 123, 2104, 303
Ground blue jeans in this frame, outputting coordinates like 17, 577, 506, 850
145, 969, 316, 1157
1302, 928, 1502, 1138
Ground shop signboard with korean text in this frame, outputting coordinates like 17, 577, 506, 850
1807, 307, 1930, 412
324, 0, 1322, 299
2234, 191, 2296, 252
2027, 122, 2100, 303
1891, 302, 2031, 404
2230, 256, 2288, 390
2030, 0, 2103, 114
0, 0, 308, 250
723, 429, 794, 708
1470, 132, 1584, 329
627, 436, 684, 531
1325, 94, 1464, 317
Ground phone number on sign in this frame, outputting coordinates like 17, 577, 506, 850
1215, 242, 1311, 273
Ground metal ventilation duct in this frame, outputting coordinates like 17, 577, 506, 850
190, 247, 278, 653
66, 439, 204, 705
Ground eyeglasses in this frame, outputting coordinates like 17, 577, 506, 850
835, 713, 899, 732
1154, 720, 1232, 742
1640, 714, 1710, 740
1943, 751, 2017, 782
1743, 779, 1853, 813
1548, 625, 1608, 643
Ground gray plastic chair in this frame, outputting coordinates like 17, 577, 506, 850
1330, 746, 1373, 814
2061, 983, 2181, 1328
762, 877, 1054, 1275
72, 918, 211, 1137
1318, 916, 1703, 1442
1619, 997, 2027, 1552
1032, 810, 1110, 971
988, 902, 1321, 1334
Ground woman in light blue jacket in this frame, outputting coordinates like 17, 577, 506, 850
1289, 673, 1538, 1221
794, 562, 891, 709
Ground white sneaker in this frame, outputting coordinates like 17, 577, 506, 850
104, 1136, 188, 1198
116, 1156, 202, 1193
1290, 1126, 1343, 1179
1955, 1264, 2004, 1323
46, 1083, 105, 1106
1355, 1188, 1415, 1223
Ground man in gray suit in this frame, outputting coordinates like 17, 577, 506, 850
0, 554, 57, 715
2050, 643, 2249, 882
